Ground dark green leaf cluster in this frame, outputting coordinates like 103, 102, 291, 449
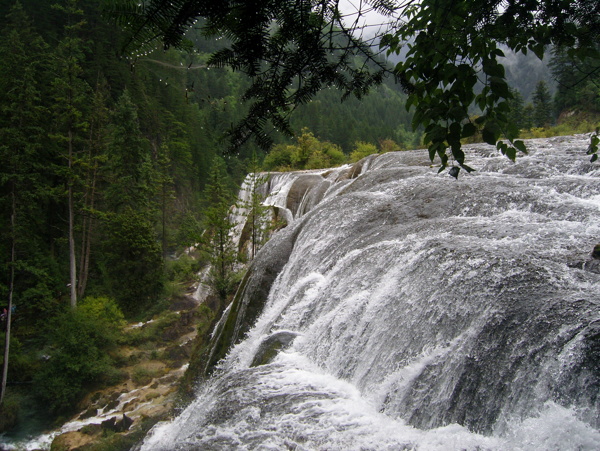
387, 0, 599, 172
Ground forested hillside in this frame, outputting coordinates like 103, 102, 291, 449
0, 0, 416, 429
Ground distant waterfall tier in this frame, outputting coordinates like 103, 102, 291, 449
143, 135, 600, 450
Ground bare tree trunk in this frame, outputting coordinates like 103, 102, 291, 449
78, 196, 89, 297
1, 186, 16, 405
68, 129, 77, 309
77, 203, 93, 298
77, 163, 97, 299
162, 186, 168, 260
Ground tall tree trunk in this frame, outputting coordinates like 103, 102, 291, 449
162, 185, 168, 260
77, 189, 94, 298
68, 129, 77, 309
77, 161, 98, 299
78, 190, 89, 298
1, 185, 16, 405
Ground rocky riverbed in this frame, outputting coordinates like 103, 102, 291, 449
1, 289, 212, 451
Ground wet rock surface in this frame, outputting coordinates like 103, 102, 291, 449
141, 135, 600, 450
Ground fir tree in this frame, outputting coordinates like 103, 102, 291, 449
0, 0, 48, 407
522, 104, 535, 130
532, 80, 554, 128
49, 0, 91, 309
105, 90, 153, 213
240, 153, 271, 260
77, 77, 110, 299
551, 46, 600, 114
507, 88, 526, 132
202, 157, 237, 301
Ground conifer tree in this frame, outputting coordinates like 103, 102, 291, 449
551, 46, 600, 114
49, 0, 91, 309
532, 80, 554, 128
202, 157, 237, 300
507, 88, 526, 132
0, 1, 48, 405
101, 208, 163, 315
155, 142, 175, 260
77, 77, 110, 299
105, 90, 153, 213
522, 104, 535, 130
154, 111, 193, 258
241, 153, 271, 260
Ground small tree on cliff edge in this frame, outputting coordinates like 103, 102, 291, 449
202, 157, 237, 301
240, 152, 271, 261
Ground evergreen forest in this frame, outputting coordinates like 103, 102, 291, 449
0, 0, 599, 441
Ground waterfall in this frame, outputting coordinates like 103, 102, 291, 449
142, 135, 600, 450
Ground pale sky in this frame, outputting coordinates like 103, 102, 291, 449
338, 0, 399, 39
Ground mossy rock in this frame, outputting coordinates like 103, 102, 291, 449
51, 431, 94, 451
250, 331, 299, 367
205, 225, 298, 373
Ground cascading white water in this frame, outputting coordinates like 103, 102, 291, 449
142, 135, 600, 450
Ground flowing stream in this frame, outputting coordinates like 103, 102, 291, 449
147, 135, 598, 449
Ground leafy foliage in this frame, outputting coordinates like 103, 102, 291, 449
79, 295, 126, 326
264, 129, 346, 171
350, 141, 378, 162
33, 305, 122, 413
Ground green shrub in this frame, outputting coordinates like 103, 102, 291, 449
379, 138, 402, 153
79, 296, 126, 327
33, 306, 122, 414
163, 280, 185, 299
519, 113, 599, 140
0, 334, 39, 383
264, 129, 348, 171
165, 253, 200, 283
263, 144, 294, 171
350, 141, 378, 162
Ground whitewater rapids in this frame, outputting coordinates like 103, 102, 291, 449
142, 135, 600, 450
